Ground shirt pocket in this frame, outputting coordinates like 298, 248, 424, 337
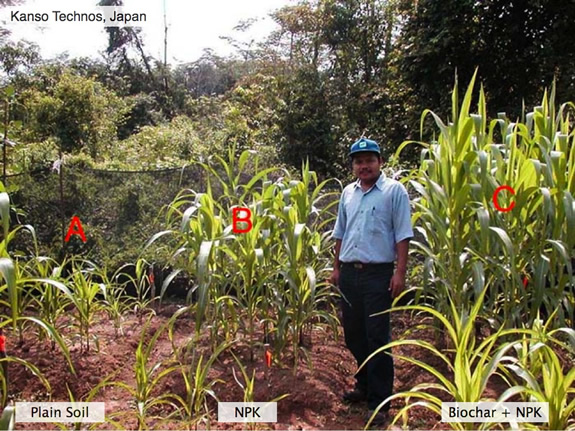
370, 205, 392, 236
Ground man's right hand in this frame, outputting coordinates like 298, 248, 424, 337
328, 268, 340, 286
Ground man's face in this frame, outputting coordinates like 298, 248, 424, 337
352, 152, 383, 183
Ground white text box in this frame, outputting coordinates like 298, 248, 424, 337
442, 402, 548, 423
218, 402, 277, 422
15, 402, 105, 423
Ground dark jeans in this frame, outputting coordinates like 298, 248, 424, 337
339, 263, 394, 411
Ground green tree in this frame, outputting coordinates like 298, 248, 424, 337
398, 0, 478, 119
174, 50, 244, 98
277, 66, 336, 174
398, 0, 575, 120
267, 0, 403, 172
477, 0, 575, 114
0, 41, 41, 85
21, 71, 130, 158
97, 0, 179, 126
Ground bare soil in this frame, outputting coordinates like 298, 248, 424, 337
3, 307, 511, 430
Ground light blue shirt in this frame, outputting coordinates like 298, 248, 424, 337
332, 173, 413, 263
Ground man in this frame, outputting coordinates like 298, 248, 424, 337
329, 137, 413, 428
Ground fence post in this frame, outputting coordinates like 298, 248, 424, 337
59, 144, 65, 249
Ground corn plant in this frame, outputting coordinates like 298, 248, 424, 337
0, 187, 75, 406
132, 259, 158, 323
98, 317, 183, 430
64, 260, 104, 352
150, 188, 226, 339
220, 210, 275, 360
396, 74, 575, 335
510, 311, 575, 377
0, 191, 42, 345
97, 263, 135, 337
53, 383, 122, 431
177, 341, 228, 428
25, 256, 71, 348
0, 257, 29, 345
0, 259, 70, 349
363, 286, 527, 430
273, 169, 340, 372
0, 321, 52, 407
0, 405, 14, 430
0, 355, 52, 408
109, 259, 157, 324
146, 149, 340, 374
198, 144, 280, 207
497, 313, 575, 431
168, 306, 229, 428
230, 352, 289, 431
502, 344, 575, 431
0, 188, 73, 361
0, 258, 73, 374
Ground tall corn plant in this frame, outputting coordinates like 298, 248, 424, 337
198, 145, 279, 207
520, 89, 575, 327
396, 74, 575, 331
272, 162, 340, 371
221, 212, 275, 360
148, 184, 230, 342
147, 150, 340, 372
193, 147, 280, 344
394, 73, 496, 334
484, 88, 575, 329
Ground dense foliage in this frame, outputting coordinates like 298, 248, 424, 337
1, 1, 571, 271
2, 0, 573, 176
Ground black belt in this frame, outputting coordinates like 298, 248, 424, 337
340, 261, 394, 269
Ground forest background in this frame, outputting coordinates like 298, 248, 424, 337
1, 0, 574, 273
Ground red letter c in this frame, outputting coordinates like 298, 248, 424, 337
493, 185, 515, 212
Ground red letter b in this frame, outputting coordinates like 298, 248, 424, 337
232, 207, 252, 233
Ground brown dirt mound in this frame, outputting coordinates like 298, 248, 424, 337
3, 307, 510, 430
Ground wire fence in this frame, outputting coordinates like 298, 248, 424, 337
6, 163, 207, 267
3, 160, 344, 269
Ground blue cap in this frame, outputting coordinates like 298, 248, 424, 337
349, 138, 380, 156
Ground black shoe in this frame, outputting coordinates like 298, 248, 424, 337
366, 409, 389, 429
342, 388, 367, 403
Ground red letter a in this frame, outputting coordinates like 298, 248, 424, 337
65, 216, 87, 242
232, 207, 253, 233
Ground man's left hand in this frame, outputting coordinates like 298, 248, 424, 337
389, 271, 406, 298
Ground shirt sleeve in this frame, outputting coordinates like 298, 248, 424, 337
332, 189, 347, 240
392, 184, 414, 243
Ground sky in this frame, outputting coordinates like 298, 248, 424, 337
4, 0, 292, 64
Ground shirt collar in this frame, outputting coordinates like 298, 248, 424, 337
353, 172, 386, 191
